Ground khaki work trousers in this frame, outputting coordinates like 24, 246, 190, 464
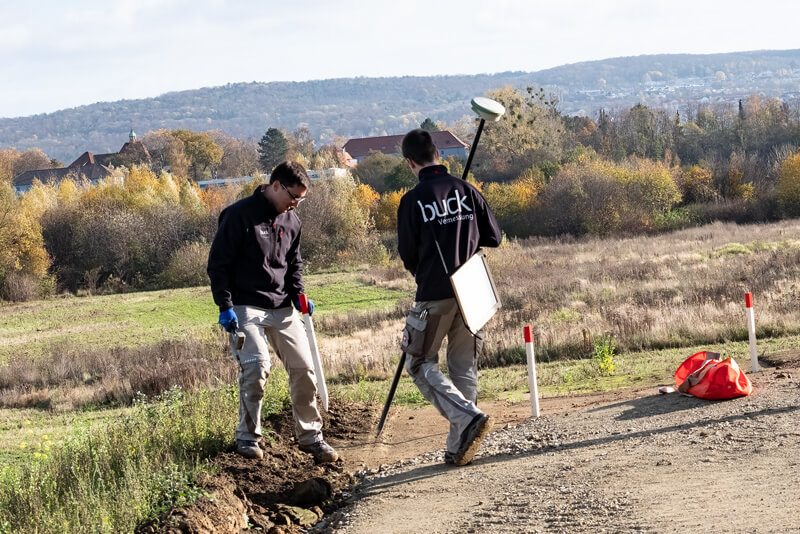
231, 305, 323, 446
403, 298, 485, 453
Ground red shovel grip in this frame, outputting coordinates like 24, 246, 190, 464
298, 294, 310, 314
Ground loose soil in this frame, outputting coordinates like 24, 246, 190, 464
143, 351, 800, 533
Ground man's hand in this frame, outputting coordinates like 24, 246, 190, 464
219, 308, 238, 332
292, 295, 315, 315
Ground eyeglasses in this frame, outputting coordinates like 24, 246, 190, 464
280, 183, 306, 204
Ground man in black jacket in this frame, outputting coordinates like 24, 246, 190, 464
397, 129, 503, 466
207, 161, 337, 463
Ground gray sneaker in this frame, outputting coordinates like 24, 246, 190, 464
299, 440, 339, 463
236, 439, 264, 460
451, 414, 493, 466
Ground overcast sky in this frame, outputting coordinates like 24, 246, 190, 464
1, 0, 798, 118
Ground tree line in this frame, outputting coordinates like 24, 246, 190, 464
4, 86, 800, 301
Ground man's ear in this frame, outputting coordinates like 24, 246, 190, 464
406, 158, 417, 170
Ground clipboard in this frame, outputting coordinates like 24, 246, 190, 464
449, 252, 501, 334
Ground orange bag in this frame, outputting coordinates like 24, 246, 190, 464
674, 351, 752, 400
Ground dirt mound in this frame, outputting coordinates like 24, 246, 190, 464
138, 401, 378, 534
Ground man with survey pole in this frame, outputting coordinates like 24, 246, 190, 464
207, 161, 338, 463
397, 129, 503, 466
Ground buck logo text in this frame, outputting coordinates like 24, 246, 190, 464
417, 191, 473, 222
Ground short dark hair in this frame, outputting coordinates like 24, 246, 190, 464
402, 129, 438, 165
270, 161, 311, 189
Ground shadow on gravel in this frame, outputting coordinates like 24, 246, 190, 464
588, 392, 711, 420
355, 403, 800, 495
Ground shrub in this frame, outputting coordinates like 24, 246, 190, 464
297, 175, 388, 268
678, 165, 717, 204
0, 272, 41, 302
353, 151, 399, 194
374, 190, 405, 232
383, 161, 417, 191
777, 151, 800, 216
160, 241, 211, 288
533, 157, 681, 236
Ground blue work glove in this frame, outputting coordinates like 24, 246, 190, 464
292, 296, 315, 316
218, 308, 238, 332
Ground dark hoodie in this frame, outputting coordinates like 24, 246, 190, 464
397, 165, 502, 301
207, 186, 303, 311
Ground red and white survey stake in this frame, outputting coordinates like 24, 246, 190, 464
745, 292, 759, 373
299, 295, 329, 411
524, 326, 541, 417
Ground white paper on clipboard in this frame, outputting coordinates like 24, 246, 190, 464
449, 253, 501, 334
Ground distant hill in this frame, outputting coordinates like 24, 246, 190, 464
3, 49, 800, 162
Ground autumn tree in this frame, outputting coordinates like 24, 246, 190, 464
208, 131, 259, 178
0, 183, 50, 300
171, 130, 223, 181
0, 149, 19, 184
286, 127, 315, 162
476, 86, 565, 180
258, 128, 289, 171
13, 148, 53, 176
310, 145, 350, 170
141, 130, 190, 178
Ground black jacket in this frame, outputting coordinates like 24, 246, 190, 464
207, 186, 304, 311
397, 165, 502, 301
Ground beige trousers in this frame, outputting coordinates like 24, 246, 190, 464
231, 305, 323, 446
403, 298, 485, 453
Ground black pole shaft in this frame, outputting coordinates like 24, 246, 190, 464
461, 118, 486, 180
376, 352, 406, 437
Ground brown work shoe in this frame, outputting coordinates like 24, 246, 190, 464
299, 440, 339, 463
236, 439, 264, 460
451, 414, 493, 466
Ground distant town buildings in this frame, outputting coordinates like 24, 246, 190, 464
343, 131, 469, 162
12, 130, 151, 194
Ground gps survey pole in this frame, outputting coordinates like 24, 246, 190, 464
461, 97, 506, 180
376, 352, 406, 437
377, 97, 506, 438
299, 294, 329, 412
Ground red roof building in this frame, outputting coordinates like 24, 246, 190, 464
12, 130, 151, 194
344, 131, 469, 162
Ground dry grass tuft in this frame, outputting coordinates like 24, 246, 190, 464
0, 336, 236, 410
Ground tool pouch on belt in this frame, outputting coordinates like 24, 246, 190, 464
401, 308, 429, 357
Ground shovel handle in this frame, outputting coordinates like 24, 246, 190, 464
376, 352, 407, 437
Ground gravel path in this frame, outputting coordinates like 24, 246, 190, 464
319, 364, 800, 533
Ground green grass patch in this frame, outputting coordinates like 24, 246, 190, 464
0, 271, 408, 364
307, 274, 408, 314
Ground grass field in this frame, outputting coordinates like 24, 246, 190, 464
0, 271, 409, 365
3, 219, 800, 533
